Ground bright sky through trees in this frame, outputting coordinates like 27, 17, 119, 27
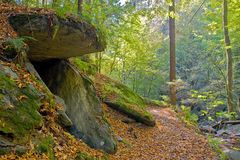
120, 0, 126, 5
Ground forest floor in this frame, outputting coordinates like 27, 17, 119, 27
105, 105, 217, 160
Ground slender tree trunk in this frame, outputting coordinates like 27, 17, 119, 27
122, 59, 126, 83
223, 0, 234, 112
238, 98, 240, 112
52, 0, 57, 8
169, 0, 177, 105
42, 0, 45, 7
95, 53, 102, 73
147, 75, 154, 97
109, 52, 117, 75
99, 52, 102, 73
78, 0, 83, 15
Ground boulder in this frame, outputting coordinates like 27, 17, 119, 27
224, 148, 240, 160
0, 62, 43, 143
0, 136, 14, 155
36, 60, 116, 153
55, 95, 73, 128
94, 74, 156, 126
217, 124, 240, 136
57, 109, 73, 128
8, 13, 105, 60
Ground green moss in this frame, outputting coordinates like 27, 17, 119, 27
0, 93, 4, 106
36, 136, 55, 160
70, 58, 97, 75
101, 81, 145, 108
117, 101, 153, 119
143, 98, 168, 107
95, 74, 155, 126
75, 152, 109, 160
75, 152, 97, 160
0, 72, 43, 143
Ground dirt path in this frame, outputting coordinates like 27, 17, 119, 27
104, 105, 217, 160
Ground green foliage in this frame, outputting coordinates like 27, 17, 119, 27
161, 95, 170, 104
180, 105, 198, 126
191, 90, 237, 121
216, 111, 237, 120
4, 36, 36, 53
10, 0, 240, 121
71, 58, 97, 75
207, 136, 227, 160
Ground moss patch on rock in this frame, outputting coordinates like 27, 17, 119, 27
0, 71, 43, 143
70, 58, 97, 76
143, 98, 168, 107
94, 74, 155, 126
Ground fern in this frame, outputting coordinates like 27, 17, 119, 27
4, 36, 36, 53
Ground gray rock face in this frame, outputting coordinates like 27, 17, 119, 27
0, 136, 14, 155
0, 61, 45, 155
224, 148, 240, 160
217, 124, 240, 136
38, 60, 116, 153
55, 96, 73, 128
8, 14, 105, 61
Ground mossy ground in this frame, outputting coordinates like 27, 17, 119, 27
75, 152, 109, 160
70, 57, 97, 76
143, 97, 168, 107
35, 136, 55, 160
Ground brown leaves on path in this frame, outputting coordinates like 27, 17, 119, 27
104, 105, 217, 160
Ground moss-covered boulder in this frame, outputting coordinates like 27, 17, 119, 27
0, 61, 44, 154
36, 60, 116, 153
94, 74, 156, 126
8, 13, 106, 61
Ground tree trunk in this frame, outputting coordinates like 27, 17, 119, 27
52, 0, 57, 8
238, 97, 240, 112
169, 0, 177, 106
223, 0, 234, 112
78, 0, 83, 15
95, 53, 102, 73
42, 0, 45, 7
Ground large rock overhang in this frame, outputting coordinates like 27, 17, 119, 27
8, 13, 106, 61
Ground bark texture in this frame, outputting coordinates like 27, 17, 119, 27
169, 0, 177, 106
223, 0, 233, 112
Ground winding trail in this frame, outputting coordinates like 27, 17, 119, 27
104, 105, 217, 160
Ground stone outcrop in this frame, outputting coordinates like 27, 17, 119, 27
94, 74, 156, 126
0, 4, 118, 156
8, 13, 106, 60
0, 61, 45, 155
33, 60, 116, 153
